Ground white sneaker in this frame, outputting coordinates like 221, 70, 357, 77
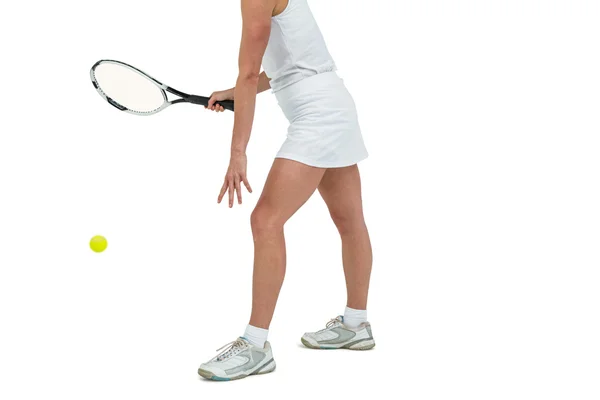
198, 337, 276, 381
301, 316, 376, 350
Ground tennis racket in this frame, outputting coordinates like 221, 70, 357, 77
90, 59, 234, 115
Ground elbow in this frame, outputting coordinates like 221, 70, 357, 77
238, 71, 261, 85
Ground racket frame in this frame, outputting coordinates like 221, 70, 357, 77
90, 59, 234, 115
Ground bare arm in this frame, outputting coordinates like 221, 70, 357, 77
217, 0, 274, 207
230, 0, 272, 155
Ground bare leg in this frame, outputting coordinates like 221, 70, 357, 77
318, 165, 372, 310
249, 159, 326, 329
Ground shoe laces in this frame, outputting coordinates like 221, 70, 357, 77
319, 316, 343, 332
214, 338, 248, 362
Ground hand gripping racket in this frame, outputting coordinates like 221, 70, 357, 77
90, 60, 234, 115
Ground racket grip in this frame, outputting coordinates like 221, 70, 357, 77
187, 95, 235, 112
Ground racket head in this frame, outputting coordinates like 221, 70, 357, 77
90, 60, 169, 116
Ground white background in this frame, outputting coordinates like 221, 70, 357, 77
1, 0, 599, 399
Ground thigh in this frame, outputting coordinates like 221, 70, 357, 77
318, 165, 365, 219
255, 158, 326, 224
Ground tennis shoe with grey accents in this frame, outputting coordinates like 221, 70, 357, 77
301, 316, 375, 350
198, 337, 276, 381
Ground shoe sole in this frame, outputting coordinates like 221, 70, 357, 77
301, 337, 376, 350
198, 359, 276, 381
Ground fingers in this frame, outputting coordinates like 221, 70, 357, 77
207, 93, 217, 109
205, 98, 225, 112
242, 176, 252, 193
205, 90, 226, 112
228, 178, 234, 208
217, 179, 228, 203
235, 177, 242, 204
218, 173, 252, 208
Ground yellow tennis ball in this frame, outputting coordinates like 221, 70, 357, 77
90, 235, 108, 253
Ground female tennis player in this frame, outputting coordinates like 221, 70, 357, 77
197, 0, 374, 381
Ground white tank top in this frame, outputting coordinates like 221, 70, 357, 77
262, 0, 337, 93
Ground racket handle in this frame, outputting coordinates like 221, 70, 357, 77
187, 95, 235, 112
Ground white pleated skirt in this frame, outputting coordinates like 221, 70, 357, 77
274, 71, 368, 168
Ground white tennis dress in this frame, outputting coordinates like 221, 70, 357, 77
262, 0, 368, 168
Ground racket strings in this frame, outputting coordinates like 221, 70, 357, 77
92, 61, 167, 114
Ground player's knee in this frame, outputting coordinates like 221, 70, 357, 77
251, 206, 281, 237
330, 210, 364, 235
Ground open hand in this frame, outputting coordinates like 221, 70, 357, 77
218, 153, 252, 207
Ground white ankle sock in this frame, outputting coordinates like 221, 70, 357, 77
243, 324, 269, 348
343, 306, 367, 328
